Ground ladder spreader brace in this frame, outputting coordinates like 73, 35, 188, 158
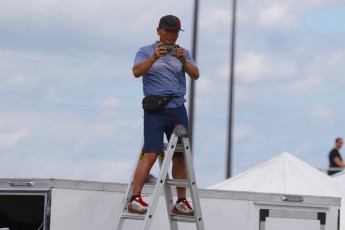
115, 124, 204, 230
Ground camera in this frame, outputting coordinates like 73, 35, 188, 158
161, 44, 180, 56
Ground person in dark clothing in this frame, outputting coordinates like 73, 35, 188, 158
328, 137, 345, 175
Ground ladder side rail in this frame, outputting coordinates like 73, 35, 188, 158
115, 142, 144, 230
142, 133, 179, 230
181, 137, 205, 230
159, 145, 179, 230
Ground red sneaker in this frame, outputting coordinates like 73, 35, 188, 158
171, 199, 194, 216
128, 196, 148, 214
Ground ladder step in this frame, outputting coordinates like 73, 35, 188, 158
121, 213, 199, 223
145, 178, 191, 187
163, 143, 184, 152
171, 215, 198, 223
121, 212, 200, 222
166, 178, 190, 187
121, 213, 146, 221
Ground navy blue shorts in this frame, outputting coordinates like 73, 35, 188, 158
143, 105, 188, 155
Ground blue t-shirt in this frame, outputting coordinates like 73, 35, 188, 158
133, 41, 197, 108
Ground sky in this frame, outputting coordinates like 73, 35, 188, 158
0, 0, 345, 188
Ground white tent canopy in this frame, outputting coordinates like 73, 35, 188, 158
210, 152, 341, 198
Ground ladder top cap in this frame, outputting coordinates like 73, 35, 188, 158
174, 125, 189, 137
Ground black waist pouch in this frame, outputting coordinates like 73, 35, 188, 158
142, 95, 175, 113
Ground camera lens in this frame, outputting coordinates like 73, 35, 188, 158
167, 48, 172, 53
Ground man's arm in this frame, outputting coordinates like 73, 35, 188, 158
182, 61, 199, 80
132, 55, 158, 78
333, 156, 345, 167
132, 43, 165, 78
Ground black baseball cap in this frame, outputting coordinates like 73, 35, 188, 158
159, 15, 184, 31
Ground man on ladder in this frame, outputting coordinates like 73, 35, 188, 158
130, 14, 200, 215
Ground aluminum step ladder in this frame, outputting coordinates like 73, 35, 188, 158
115, 124, 204, 230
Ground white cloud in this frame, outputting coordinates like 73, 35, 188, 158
0, 128, 30, 146
99, 96, 122, 109
6, 74, 40, 89
310, 51, 345, 85
0, 0, 117, 36
233, 86, 253, 105
193, 74, 230, 112
69, 159, 134, 182
96, 160, 134, 182
257, 2, 296, 28
234, 124, 253, 141
238, 1, 295, 29
309, 105, 334, 121
238, 0, 332, 29
283, 75, 322, 97
200, 5, 231, 31
236, 53, 267, 83
291, 142, 313, 158
297, 0, 330, 9
236, 52, 296, 84
0, 55, 14, 71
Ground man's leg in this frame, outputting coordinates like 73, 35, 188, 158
129, 110, 164, 213
171, 155, 194, 215
133, 153, 158, 196
128, 153, 158, 214
138, 111, 164, 194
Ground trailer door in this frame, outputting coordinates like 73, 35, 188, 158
260, 209, 326, 230
0, 191, 50, 230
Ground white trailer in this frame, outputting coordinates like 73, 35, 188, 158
0, 178, 340, 230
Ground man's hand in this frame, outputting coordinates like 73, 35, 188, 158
151, 43, 167, 61
175, 46, 199, 79
176, 46, 188, 63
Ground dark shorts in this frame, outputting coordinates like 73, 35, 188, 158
143, 105, 188, 155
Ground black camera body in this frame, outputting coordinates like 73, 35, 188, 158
161, 44, 180, 56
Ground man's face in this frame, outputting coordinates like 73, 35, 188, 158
336, 139, 343, 149
157, 27, 179, 44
